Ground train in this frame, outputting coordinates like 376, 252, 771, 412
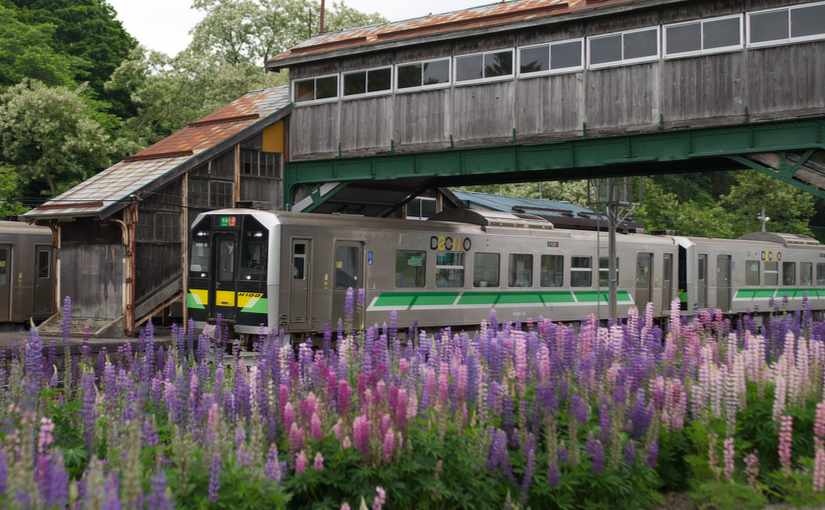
0, 221, 55, 325
186, 208, 825, 338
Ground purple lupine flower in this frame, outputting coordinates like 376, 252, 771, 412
24, 328, 44, 399
487, 428, 513, 481
344, 287, 355, 324
295, 450, 308, 474
629, 391, 651, 440
521, 434, 536, 501
623, 440, 637, 465
0, 450, 6, 495
265, 444, 282, 482
586, 436, 605, 474
547, 461, 560, 487
645, 440, 659, 469
146, 471, 173, 510
599, 400, 612, 447
208, 453, 221, 502
337, 379, 352, 416
102, 475, 121, 510
571, 394, 589, 424
81, 372, 97, 451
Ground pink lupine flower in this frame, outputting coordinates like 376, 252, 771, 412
538, 344, 550, 382
457, 365, 468, 402
395, 389, 408, 429
333, 418, 344, 442
340, 504, 351, 510
815, 445, 825, 492
514, 334, 527, 389
372, 486, 386, 510
380, 414, 391, 439
815, 401, 825, 442
295, 450, 307, 474
438, 362, 449, 405
723, 437, 735, 481
382, 429, 395, 462
38, 417, 55, 453
337, 380, 352, 415
399, 358, 409, 376
310, 412, 323, 441
313, 452, 325, 471
779, 415, 793, 474
342, 436, 352, 449
353, 415, 370, 456
289, 423, 305, 452
283, 402, 295, 432
744, 452, 759, 488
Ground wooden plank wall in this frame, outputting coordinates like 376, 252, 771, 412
288, 0, 825, 161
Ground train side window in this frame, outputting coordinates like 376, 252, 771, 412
0, 247, 8, 286
395, 250, 426, 288
509, 254, 533, 287
37, 248, 51, 279
570, 256, 592, 287
293, 242, 306, 280
800, 262, 813, 286
540, 255, 564, 287
745, 260, 760, 286
764, 261, 779, 285
473, 252, 500, 288
782, 261, 796, 286
818, 263, 825, 286
598, 257, 619, 287
435, 252, 465, 288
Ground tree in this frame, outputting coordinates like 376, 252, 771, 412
460, 181, 590, 205
720, 171, 815, 236
0, 81, 115, 198
0, 3, 79, 88
190, 0, 386, 66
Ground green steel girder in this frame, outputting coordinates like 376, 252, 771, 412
729, 149, 825, 199
284, 119, 825, 208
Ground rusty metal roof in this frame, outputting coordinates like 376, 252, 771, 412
267, 0, 662, 68
25, 85, 290, 220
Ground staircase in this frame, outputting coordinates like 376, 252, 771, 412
732, 150, 825, 199
36, 315, 124, 338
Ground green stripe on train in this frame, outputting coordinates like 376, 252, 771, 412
369, 290, 633, 310
734, 288, 824, 300
242, 297, 268, 314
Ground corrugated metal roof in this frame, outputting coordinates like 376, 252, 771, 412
268, 0, 650, 67
25, 86, 290, 220
453, 190, 599, 217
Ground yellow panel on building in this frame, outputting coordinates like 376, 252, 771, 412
262, 121, 284, 153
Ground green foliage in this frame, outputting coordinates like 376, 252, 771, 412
656, 428, 693, 492
0, 80, 115, 195
460, 182, 589, 206
689, 479, 768, 510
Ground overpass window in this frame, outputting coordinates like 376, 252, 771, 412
570, 256, 592, 287
396, 58, 450, 91
817, 263, 825, 285
343, 67, 392, 97
589, 26, 659, 69
783, 261, 796, 286
764, 261, 779, 285
745, 260, 760, 286
395, 250, 426, 288
801, 262, 813, 286
749, 3, 825, 47
518, 38, 583, 78
509, 254, 533, 287
540, 255, 564, 287
665, 15, 743, 58
455, 49, 514, 84
474, 252, 500, 287
599, 257, 619, 288
293, 74, 339, 104
436, 252, 465, 288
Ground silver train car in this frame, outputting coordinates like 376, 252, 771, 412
186, 209, 825, 337
0, 221, 55, 324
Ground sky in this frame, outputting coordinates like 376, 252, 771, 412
108, 0, 481, 56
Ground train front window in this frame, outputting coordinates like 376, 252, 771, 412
783, 262, 796, 286
745, 260, 760, 286
241, 230, 267, 281
570, 256, 592, 288
764, 261, 779, 285
190, 236, 210, 276
436, 252, 464, 288
396, 250, 426, 288
217, 239, 235, 283
474, 252, 500, 288
800, 262, 813, 286
509, 254, 533, 287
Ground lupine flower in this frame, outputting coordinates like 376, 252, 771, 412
146, 471, 173, 510
814, 444, 825, 492
623, 440, 636, 465
311, 412, 323, 441
571, 395, 589, 424
265, 444, 282, 482
383, 429, 396, 462
779, 415, 793, 473
314, 452, 325, 471
586, 436, 605, 474
0, 450, 6, 495
372, 486, 387, 510
744, 452, 760, 488
296, 450, 308, 474
723, 437, 735, 481
354, 415, 371, 457
208, 453, 221, 502
645, 440, 659, 469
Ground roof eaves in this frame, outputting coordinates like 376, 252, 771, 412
266, 0, 687, 70
94, 102, 293, 219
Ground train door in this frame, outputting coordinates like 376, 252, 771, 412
0, 245, 9, 321
34, 245, 53, 318
332, 241, 364, 325
663, 253, 674, 308
290, 239, 312, 325
697, 254, 708, 308
716, 254, 732, 312
210, 233, 237, 319
635, 253, 654, 307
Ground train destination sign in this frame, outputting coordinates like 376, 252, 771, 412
430, 235, 471, 252
218, 216, 237, 227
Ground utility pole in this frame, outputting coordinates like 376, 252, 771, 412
607, 195, 618, 320
757, 207, 770, 232
319, 0, 326, 34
